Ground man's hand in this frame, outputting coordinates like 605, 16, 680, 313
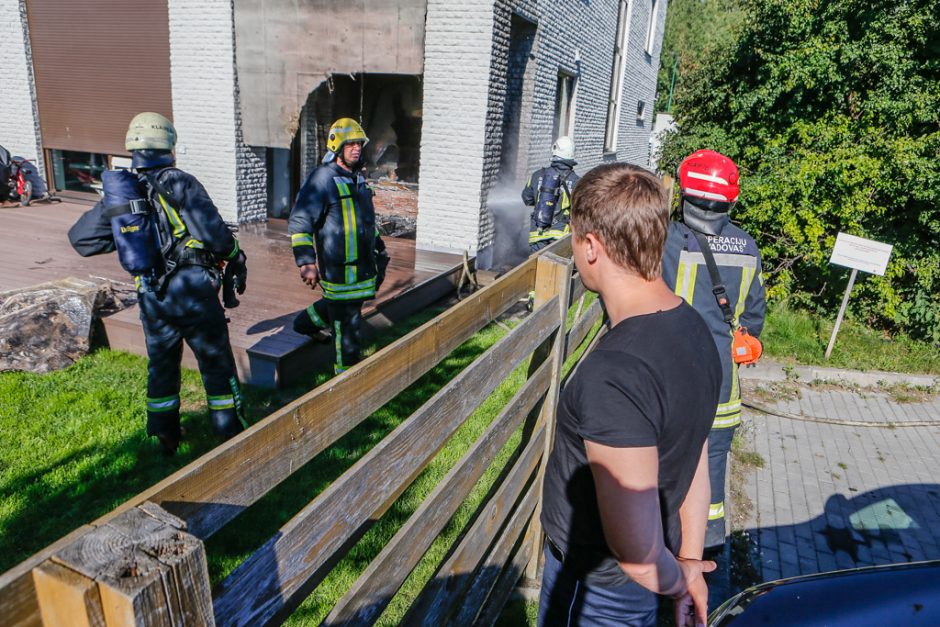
673, 557, 716, 627
300, 263, 319, 290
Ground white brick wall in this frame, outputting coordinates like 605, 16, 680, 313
0, 0, 43, 178
168, 0, 265, 224
415, 0, 498, 255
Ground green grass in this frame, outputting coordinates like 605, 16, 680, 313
762, 304, 939, 374
0, 295, 603, 625
0, 304, 446, 574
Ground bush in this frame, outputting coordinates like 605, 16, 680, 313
660, 0, 940, 343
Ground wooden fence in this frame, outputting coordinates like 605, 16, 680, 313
0, 240, 606, 626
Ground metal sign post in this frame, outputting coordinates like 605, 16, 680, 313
825, 233, 893, 359
825, 267, 858, 359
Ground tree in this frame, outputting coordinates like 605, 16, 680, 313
661, 0, 940, 342
656, 0, 744, 113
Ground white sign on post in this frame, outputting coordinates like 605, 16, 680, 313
829, 232, 893, 276
825, 232, 894, 359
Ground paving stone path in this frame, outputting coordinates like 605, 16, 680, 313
734, 383, 940, 585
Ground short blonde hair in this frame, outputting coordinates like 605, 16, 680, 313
570, 163, 669, 280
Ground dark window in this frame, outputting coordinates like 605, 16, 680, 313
49, 149, 108, 194
604, 0, 630, 152
554, 72, 577, 139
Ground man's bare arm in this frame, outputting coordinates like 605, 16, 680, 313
585, 441, 687, 596
678, 441, 710, 560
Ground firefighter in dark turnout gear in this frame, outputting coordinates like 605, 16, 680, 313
523, 136, 580, 252
68, 112, 248, 455
662, 150, 766, 551
289, 118, 389, 374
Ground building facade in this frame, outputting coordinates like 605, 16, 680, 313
3, 0, 666, 259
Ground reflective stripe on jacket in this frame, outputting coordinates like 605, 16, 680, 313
288, 161, 388, 301
662, 221, 766, 428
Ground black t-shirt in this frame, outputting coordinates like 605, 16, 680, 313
541, 301, 721, 587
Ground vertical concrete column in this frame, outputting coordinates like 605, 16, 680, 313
416, 0, 497, 256
167, 0, 266, 224
0, 0, 44, 178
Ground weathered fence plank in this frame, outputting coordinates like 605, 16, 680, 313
325, 359, 553, 626
1, 258, 536, 626
447, 482, 539, 626
568, 273, 587, 307
2, 525, 94, 627
43, 505, 212, 627
401, 424, 546, 627
473, 517, 538, 627
525, 254, 572, 581
32, 561, 105, 627
212, 297, 559, 627
565, 298, 604, 361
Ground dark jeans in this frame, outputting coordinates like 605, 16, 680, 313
538, 545, 658, 627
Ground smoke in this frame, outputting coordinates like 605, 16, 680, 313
481, 181, 530, 272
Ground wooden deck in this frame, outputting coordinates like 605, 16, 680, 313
0, 199, 465, 386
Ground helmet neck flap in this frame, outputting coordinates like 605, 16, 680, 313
131, 149, 175, 170
681, 198, 730, 236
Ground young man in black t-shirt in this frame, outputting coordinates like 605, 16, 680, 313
539, 163, 722, 627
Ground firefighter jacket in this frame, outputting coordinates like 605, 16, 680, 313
523, 158, 580, 243
69, 167, 241, 277
662, 221, 766, 429
288, 161, 389, 301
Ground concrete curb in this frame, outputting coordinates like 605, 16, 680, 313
740, 359, 939, 388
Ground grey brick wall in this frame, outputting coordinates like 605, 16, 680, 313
616, 0, 667, 166
418, 0, 666, 257
168, 0, 265, 224
1, 0, 43, 178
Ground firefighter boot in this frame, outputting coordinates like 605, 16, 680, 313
210, 408, 246, 441
147, 406, 183, 456
293, 306, 332, 343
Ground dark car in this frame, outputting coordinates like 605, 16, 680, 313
710, 560, 940, 626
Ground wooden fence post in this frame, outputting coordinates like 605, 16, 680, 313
524, 253, 572, 583
32, 502, 213, 627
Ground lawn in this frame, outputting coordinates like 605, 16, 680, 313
763, 304, 939, 375
0, 294, 602, 625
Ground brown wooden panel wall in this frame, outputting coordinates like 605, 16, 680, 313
26, 0, 173, 156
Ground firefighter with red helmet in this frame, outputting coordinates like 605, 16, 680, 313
662, 149, 766, 553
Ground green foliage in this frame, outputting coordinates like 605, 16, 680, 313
661, 0, 940, 343
763, 304, 939, 374
656, 0, 745, 113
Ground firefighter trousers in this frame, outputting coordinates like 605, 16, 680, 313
294, 297, 366, 374
139, 265, 246, 441
706, 425, 737, 550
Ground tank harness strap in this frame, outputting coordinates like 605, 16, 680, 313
690, 230, 736, 327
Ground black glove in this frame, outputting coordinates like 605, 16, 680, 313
375, 251, 390, 292
222, 250, 247, 308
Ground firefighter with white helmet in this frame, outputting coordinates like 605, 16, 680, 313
523, 136, 580, 252
69, 112, 248, 454
662, 149, 766, 553
289, 118, 390, 374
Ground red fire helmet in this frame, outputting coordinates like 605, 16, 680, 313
678, 149, 740, 204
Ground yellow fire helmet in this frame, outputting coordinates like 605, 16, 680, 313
326, 118, 369, 154
125, 112, 177, 151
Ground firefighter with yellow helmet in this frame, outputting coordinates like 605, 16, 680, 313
289, 118, 390, 373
